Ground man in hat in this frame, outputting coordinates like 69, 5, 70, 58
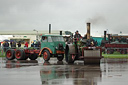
74, 30, 82, 41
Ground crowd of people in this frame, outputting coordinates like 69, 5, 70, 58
0, 41, 22, 52
0, 40, 41, 52
30, 40, 41, 49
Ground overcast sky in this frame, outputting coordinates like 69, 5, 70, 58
0, 0, 128, 36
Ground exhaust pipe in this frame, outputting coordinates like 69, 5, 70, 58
104, 31, 106, 41
87, 23, 91, 39
60, 31, 62, 35
49, 24, 51, 34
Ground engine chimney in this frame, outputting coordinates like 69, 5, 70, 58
104, 31, 106, 41
60, 31, 62, 35
49, 24, 51, 34
87, 23, 91, 39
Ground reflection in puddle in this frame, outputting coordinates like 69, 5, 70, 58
40, 61, 101, 85
5, 60, 38, 68
40, 59, 128, 85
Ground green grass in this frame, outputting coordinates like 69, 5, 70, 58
103, 52, 128, 58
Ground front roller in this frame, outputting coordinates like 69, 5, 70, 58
83, 47, 102, 64
65, 44, 76, 64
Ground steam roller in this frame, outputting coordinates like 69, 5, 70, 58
65, 23, 103, 64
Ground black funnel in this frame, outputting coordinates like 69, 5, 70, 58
104, 31, 106, 41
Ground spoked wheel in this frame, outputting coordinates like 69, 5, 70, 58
29, 53, 38, 60
15, 50, 25, 60
42, 50, 50, 61
6, 49, 15, 60
57, 54, 64, 61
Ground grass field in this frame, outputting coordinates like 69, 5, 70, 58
103, 51, 128, 58
103, 54, 128, 58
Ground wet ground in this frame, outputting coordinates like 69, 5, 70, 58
0, 58, 128, 85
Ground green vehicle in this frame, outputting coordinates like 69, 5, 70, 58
39, 35, 66, 61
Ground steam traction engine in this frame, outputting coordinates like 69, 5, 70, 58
101, 31, 128, 54
65, 23, 103, 64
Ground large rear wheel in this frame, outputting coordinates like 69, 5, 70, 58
6, 49, 15, 60
15, 50, 25, 60
42, 50, 50, 61
65, 45, 75, 64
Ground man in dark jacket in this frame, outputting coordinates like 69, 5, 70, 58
17, 41, 21, 48
74, 30, 82, 41
3, 41, 9, 52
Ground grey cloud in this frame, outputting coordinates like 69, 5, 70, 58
0, 0, 128, 36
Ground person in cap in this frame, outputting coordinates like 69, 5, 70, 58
74, 30, 82, 41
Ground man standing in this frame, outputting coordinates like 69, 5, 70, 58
17, 41, 21, 48
74, 30, 82, 40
